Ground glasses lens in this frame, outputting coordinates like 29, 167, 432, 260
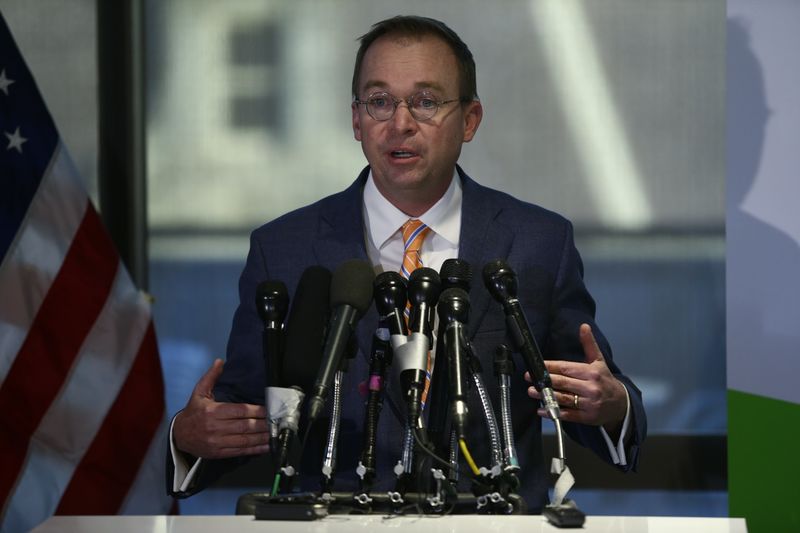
367, 93, 394, 120
410, 93, 438, 120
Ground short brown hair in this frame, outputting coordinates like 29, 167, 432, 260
352, 15, 478, 101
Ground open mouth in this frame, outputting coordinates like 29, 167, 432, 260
390, 150, 418, 159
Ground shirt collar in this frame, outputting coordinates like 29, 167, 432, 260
363, 169, 462, 250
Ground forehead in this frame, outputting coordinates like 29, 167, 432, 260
358, 33, 460, 95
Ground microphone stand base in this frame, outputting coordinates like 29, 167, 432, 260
238, 490, 528, 517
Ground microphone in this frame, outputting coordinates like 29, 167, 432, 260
269, 266, 331, 482
428, 259, 472, 450
373, 271, 409, 342
357, 327, 392, 491
394, 267, 440, 422
439, 258, 472, 293
493, 344, 520, 469
437, 287, 470, 439
282, 266, 332, 393
255, 280, 289, 388
307, 259, 374, 422
482, 259, 560, 420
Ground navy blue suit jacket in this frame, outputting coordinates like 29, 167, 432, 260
169, 167, 646, 511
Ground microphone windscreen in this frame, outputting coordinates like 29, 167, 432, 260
438, 287, 471, 324
330, 259, 374, 315
255, 280, 289, 325
482, 258, 517, 302
482, 258, 508, 281
440, 258, 472, 292
282, 266, 332, 392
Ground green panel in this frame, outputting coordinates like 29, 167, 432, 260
728, 389, 800, 532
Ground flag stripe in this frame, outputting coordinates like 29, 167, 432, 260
0, 145, 87, 388
119, 414, 170, 514
0, 205, 118, 509
57, 323, 165, 514
1, 264, 152, 530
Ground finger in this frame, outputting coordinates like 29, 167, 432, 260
233, 416, 269, 435
213, 443, 271, 459
544, 359, 591, 381
193, 358, 225, 399
212, 401, 267, 421
579, 323, 604, 364
213, 430, 270, 450
207, 415, 269, 436
530, 386, 587, 411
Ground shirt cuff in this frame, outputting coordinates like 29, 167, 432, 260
598, 383, 632, 466
169, 413, 204, 493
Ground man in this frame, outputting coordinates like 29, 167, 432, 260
168, 15, 646, 512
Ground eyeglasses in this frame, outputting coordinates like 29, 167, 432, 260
354, 91, 466, 122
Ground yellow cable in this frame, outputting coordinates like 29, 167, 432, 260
459, 438, 481, 476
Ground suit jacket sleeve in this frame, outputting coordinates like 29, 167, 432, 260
541, 219, 646, 471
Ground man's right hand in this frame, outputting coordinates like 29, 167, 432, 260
172, 358, 270, 459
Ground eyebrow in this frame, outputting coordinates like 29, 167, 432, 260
360, 80, 447, 95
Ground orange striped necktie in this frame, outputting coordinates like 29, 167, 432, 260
400, 219, 430, 280
399, 218, 433, 406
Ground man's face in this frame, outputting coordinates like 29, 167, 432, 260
352, 34, 482, 213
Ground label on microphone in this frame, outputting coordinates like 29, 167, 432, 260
266, 386, 305, 432
393, 332, 429, 373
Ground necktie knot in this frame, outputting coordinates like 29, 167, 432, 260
400, 219, 430, 279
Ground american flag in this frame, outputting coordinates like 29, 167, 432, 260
0, 14, 172, 532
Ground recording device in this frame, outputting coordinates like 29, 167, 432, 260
255, 280, 289, 389
394, 267, 440, 422
373, 271, 408, 340
307, 259, 374, 422
429, 259, 472, 452
270, 266, 331, 477
543, 501, 586, 528
282, 266, 332, 393
482, 259, 560, 420
437, 287, 470, 439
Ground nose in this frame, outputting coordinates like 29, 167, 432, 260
389, 101, 418, 133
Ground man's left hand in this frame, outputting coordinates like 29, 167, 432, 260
526, 323, 628, 437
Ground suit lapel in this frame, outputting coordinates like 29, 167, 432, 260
456, 167, 514, 337
312, 168, 379, 378
312, 167, 371, 268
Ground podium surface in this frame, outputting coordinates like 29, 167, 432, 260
31, 514, 747, 532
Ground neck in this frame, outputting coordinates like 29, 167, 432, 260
375, 177, 453, 218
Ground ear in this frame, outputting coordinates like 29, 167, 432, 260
462, 100, 483, 143
352, 102, 362, 141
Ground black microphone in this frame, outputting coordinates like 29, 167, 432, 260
282, 266, 332, 393
255, 280, 289, 388
437, 287, 470, 439
373, 271, 409, 338
482, 259, 560, 419
428, 259, 472, 451
270, 266, 332, 479
395, 267, 440, 423
307, 259, 374, 422
439, 258, 472, 293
